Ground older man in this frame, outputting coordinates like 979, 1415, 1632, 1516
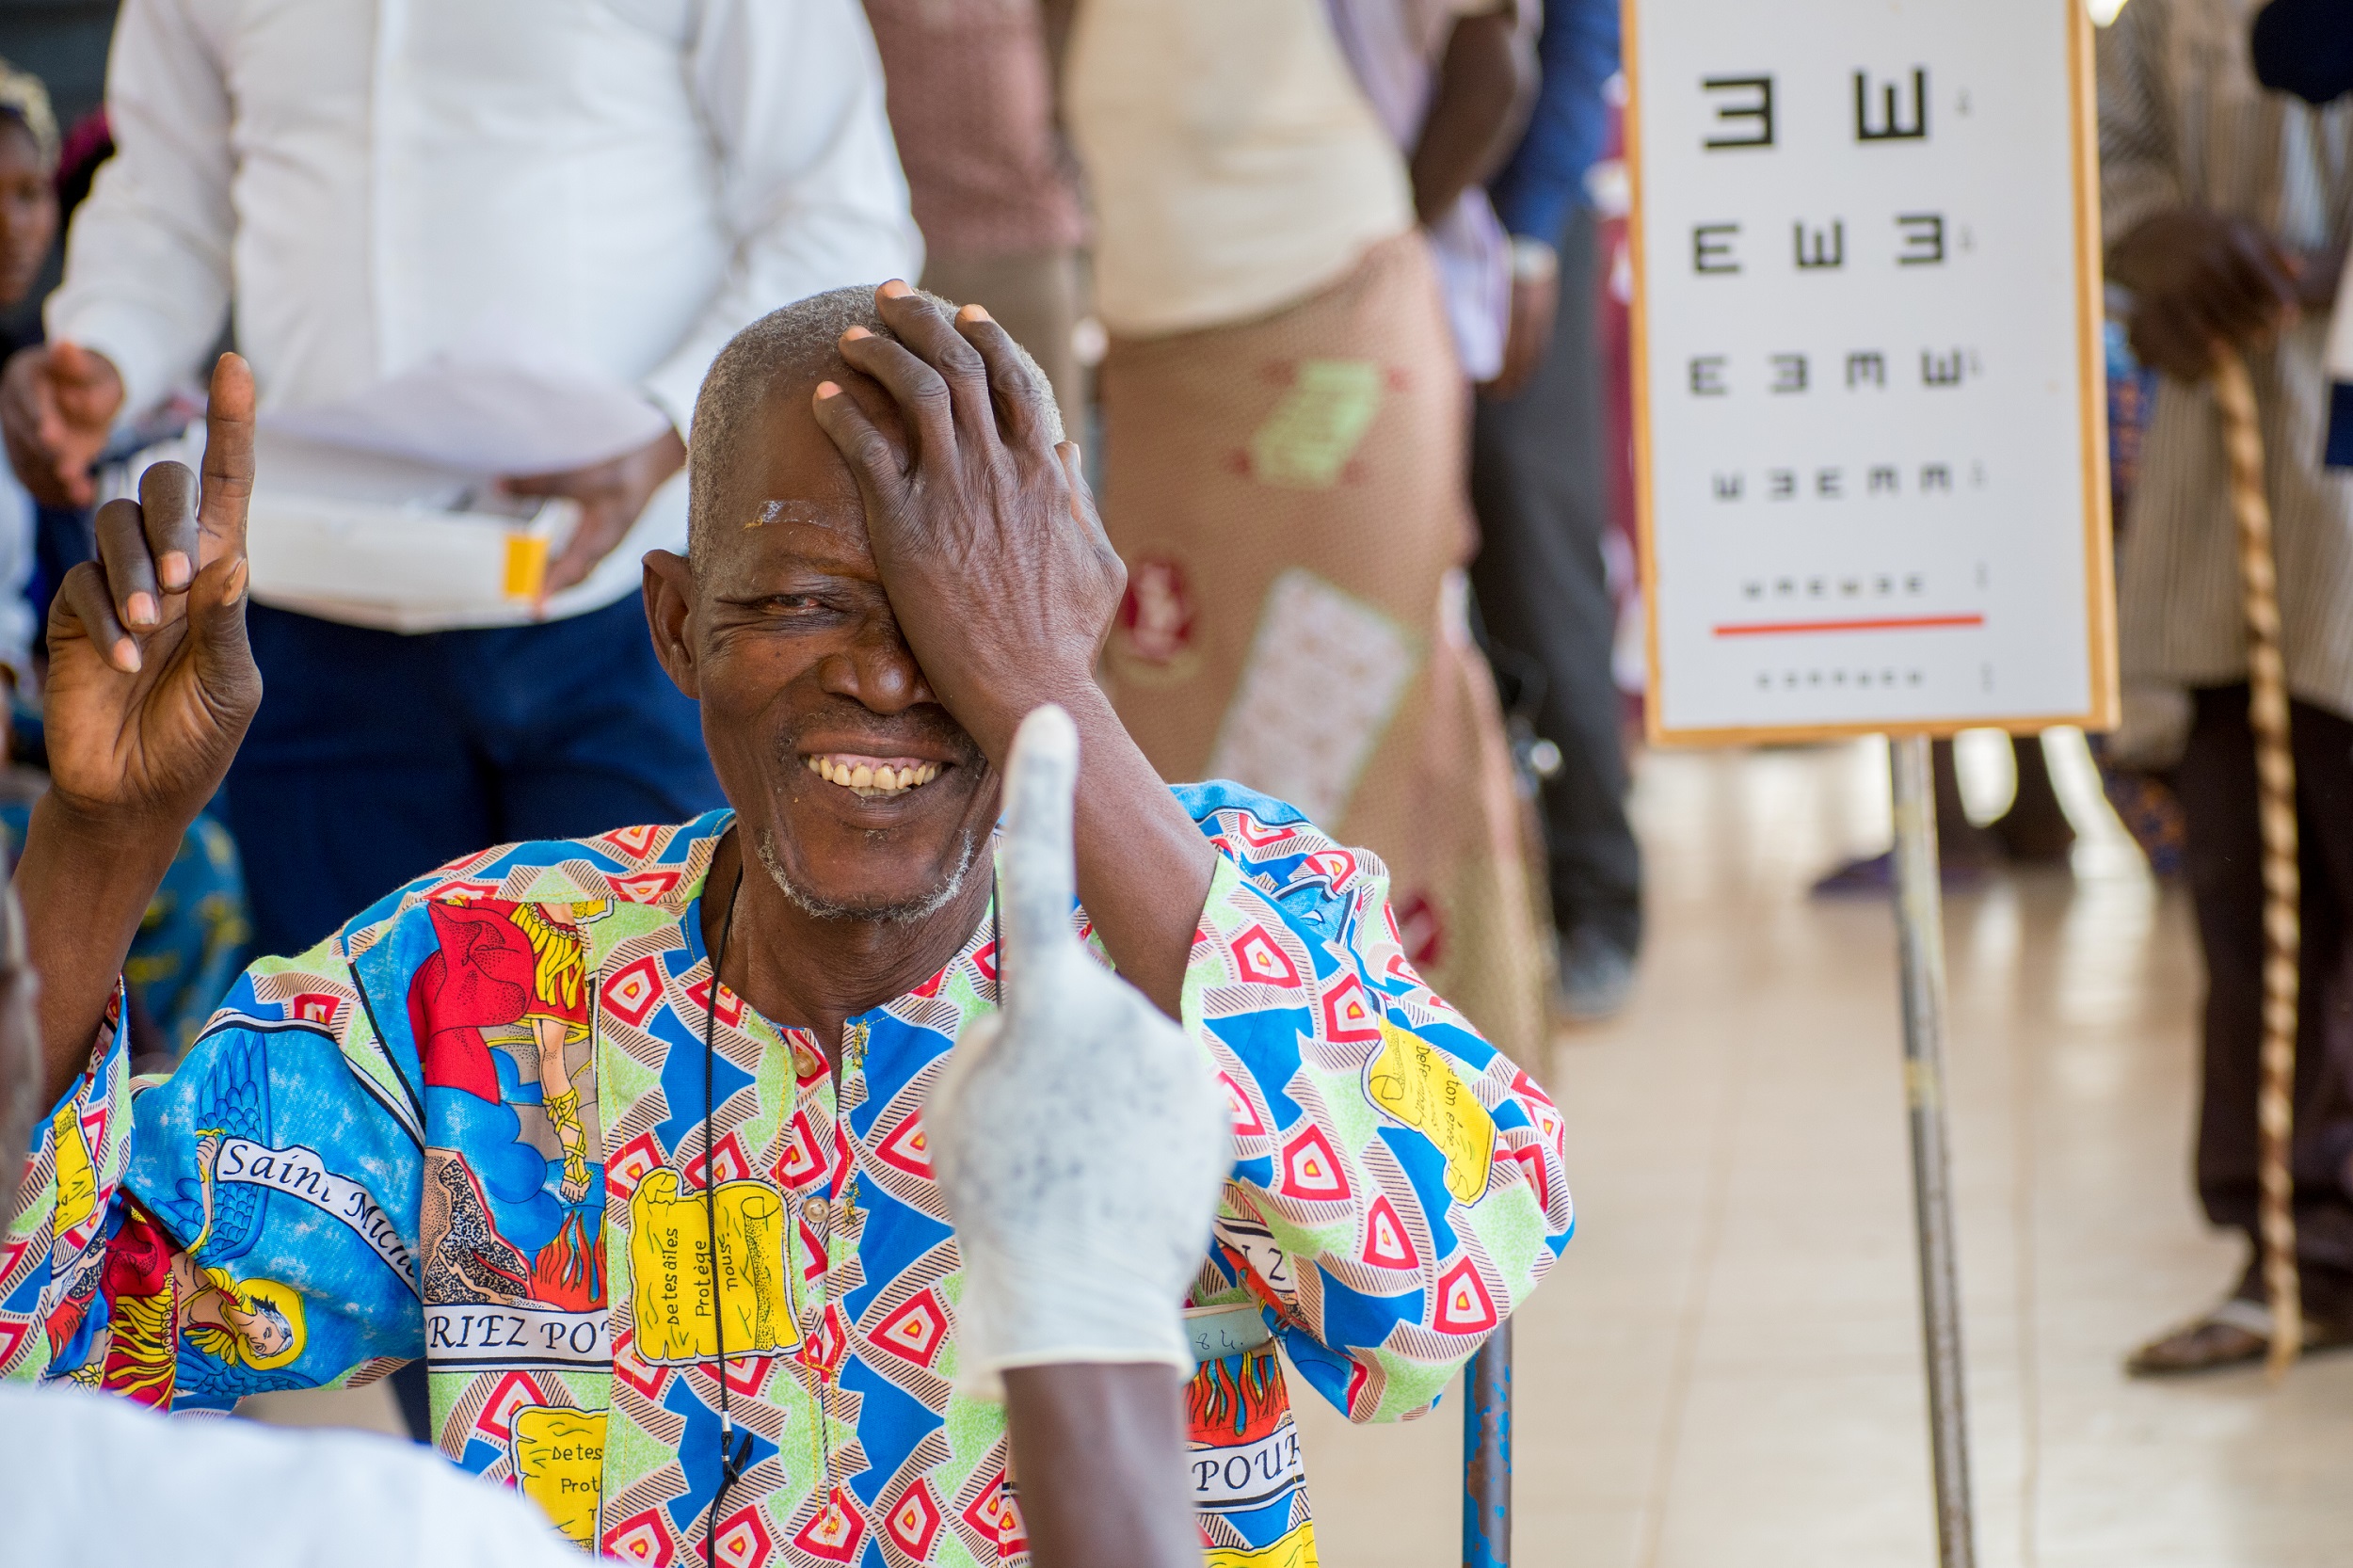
2102, 0, 2353, 1375
6, 289, 1571, 1563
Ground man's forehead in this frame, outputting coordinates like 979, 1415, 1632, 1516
735, 382, 862, 504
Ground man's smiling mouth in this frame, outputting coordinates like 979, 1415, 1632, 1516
804, 753, 946, 799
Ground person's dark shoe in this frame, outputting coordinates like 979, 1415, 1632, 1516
1557, 926, 1635, 1024
2125, 1294, 2353, 1377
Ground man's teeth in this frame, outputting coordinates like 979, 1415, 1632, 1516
805, 755, 943, 797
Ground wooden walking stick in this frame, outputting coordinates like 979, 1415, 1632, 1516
2212, 346, 2302, 1378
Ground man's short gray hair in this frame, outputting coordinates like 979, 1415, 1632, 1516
686, 284, 1062, 561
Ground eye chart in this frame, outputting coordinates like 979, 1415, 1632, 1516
1627, 0, 2116, 744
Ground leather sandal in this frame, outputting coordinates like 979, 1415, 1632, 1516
2126, 1295, 2353, 1377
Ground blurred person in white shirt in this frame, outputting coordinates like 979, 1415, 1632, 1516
0, 0, 916, 1436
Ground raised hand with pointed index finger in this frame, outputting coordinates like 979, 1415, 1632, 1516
21, 352, 263, 1105
43, 351, 261, 829
925, 704, 1231, 1397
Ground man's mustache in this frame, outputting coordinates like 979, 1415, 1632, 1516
771, 705, 984, 768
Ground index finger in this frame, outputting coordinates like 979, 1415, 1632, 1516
197, 352, 255, 568
999, 703, 1081, 1008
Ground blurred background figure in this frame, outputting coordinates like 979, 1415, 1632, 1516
0, 55, 242, 1076
863, 0, 1088, 430
0, 0, 916, 1438
1457, 0, 1640, 1019
2, 0, 915, 963
0, 56, 59, 701
2098, 0, 2353, 1375
1062, 0, 1553, 1066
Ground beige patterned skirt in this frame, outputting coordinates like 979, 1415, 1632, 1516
1096, 230, 1549, 1062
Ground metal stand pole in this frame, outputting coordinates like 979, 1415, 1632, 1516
1888, 735, 1977, 1568
1462, 1320, 1512, 1568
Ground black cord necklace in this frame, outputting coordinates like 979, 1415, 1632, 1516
703, 861, 752, 1568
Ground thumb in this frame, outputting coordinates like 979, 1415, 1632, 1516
184, 549, 258, 710
999, 703, 1080, 1008
48, 340, 92, 386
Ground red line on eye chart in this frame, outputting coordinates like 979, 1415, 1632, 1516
1711, 613, 1986, 638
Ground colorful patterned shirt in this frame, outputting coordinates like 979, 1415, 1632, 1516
3, 785, 1573, 1566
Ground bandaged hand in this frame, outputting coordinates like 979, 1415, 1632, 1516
925, 705, 1232, 1401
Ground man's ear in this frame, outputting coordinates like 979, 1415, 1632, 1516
643, 551, 700, 699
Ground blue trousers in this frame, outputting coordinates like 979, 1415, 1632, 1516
225, 595, 724, 961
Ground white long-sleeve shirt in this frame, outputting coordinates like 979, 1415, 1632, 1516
48, 0, 920, 629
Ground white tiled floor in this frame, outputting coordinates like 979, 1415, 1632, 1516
1292, 736, 2353, 1568
252, 736, 2353, 1564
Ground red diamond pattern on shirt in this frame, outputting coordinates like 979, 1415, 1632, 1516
471, 1369, 546, 1443
960, 1474, 1017, 1553
884, 1477, 945, 1559
869, 1288, 950, 1369
605, 1130, 665, 1200
597, 823, 663, 858
604, 1505, 678, 1566
1231, 813, 1300, 851
800, 1303, 850, 1379
1219, 1070, 1268, 1138
1359, 1192, 1420, 1271
1231, 923, 1303, 987
683, 975, 744, 1029
792, 1487, 869, 1563
683, 1130, 752, 1188
770, 1112, 824, 1192
1278, 1126, 1350, 1203
1513, 1069, 1565, 1154
710, 1503, 775, 1568
600, 955, 664, 1028
606, 867, 683, 904
1505, 1142, 1552, 1212
288, 991, 344, 1027
873, 1113, 931, 1179
1320, 975, 1382, 1043
1433, 1256, 1499, 1336
1304, 848, 1358, 890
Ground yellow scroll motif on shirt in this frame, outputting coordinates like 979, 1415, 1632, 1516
511, 1406, 607, 1546
627, 1169, 797, 1364
1365, 1021, 1494, 1205
1208, 1522, 1321, 1568
49, 1102, 97, 1233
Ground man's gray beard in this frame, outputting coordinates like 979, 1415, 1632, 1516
754, 824, 984, 926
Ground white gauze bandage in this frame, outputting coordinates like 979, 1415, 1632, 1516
924, 705, 1233, 1401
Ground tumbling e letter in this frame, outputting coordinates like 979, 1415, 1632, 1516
1693, 224, 1741, 275
1793, 221, 1845, 270
1896, 213, 1946, 265
1700, 74, 1774, 150
1854, 68, 1929, 142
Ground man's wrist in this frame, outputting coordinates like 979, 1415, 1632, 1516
968, 674, 1116, 768
28, 789, 184, 873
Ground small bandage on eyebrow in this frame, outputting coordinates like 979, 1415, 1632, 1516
746, 499, 815, 529
745, 498, 855, 532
